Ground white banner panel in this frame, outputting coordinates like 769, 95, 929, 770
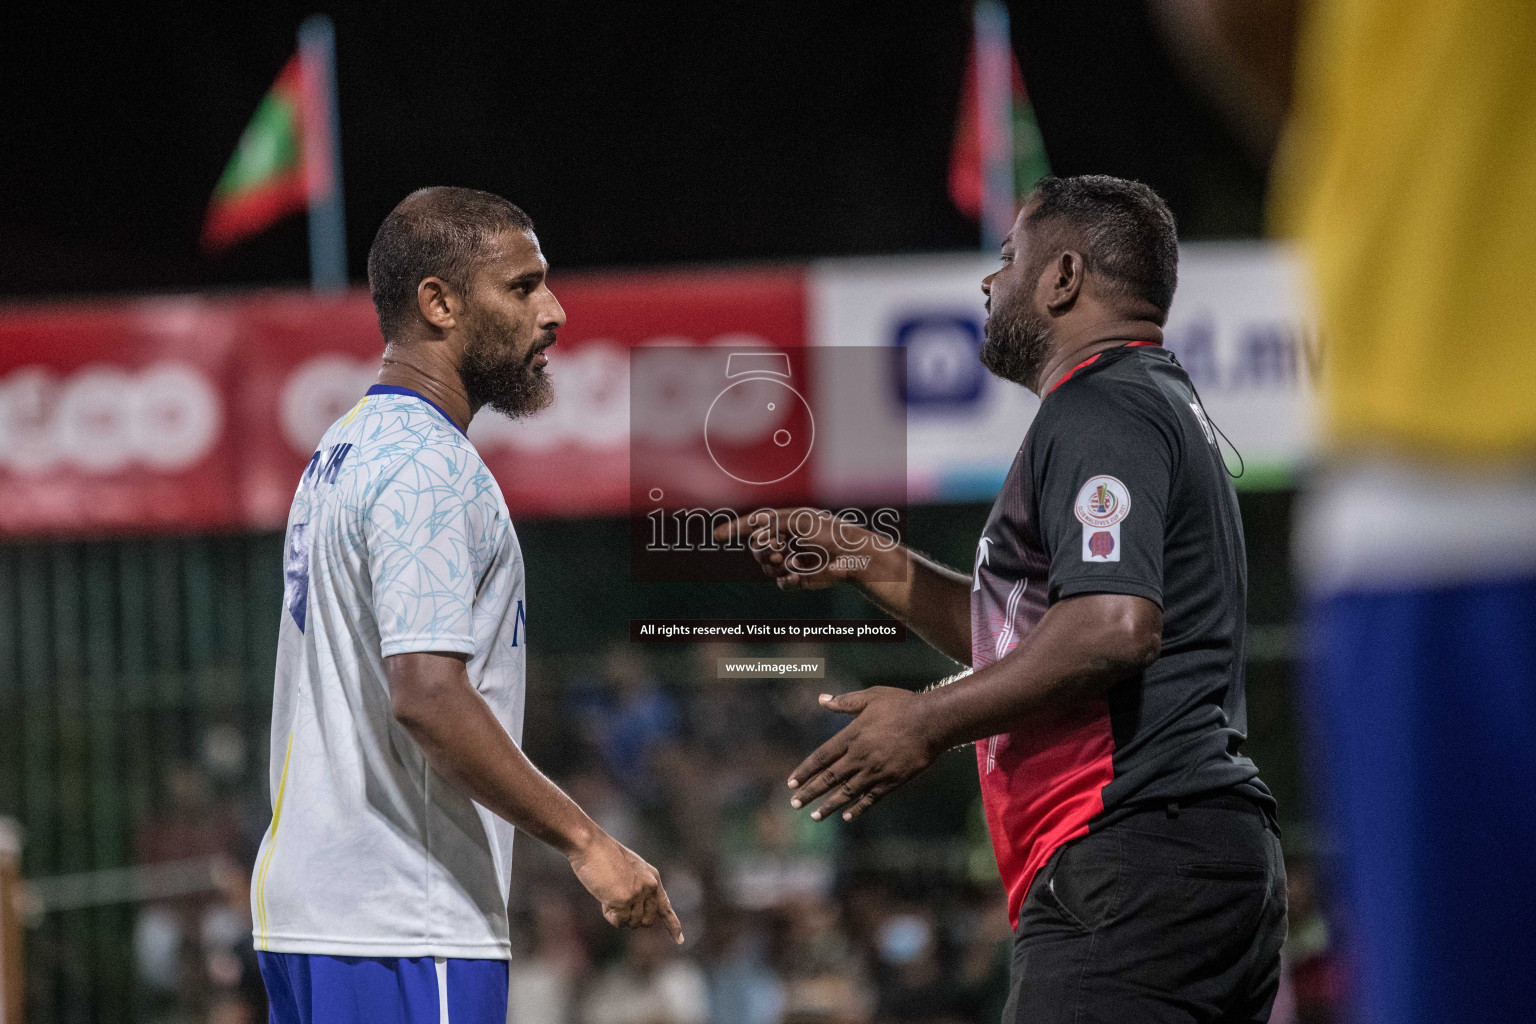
809, 243, 1315, 499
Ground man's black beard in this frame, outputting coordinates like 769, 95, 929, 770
980, 302, 1053, 390
460, 309, 555, 419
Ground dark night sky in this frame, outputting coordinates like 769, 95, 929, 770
0, 1, 1264, 300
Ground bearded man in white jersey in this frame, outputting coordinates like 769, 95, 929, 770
253, 187, 682, 1024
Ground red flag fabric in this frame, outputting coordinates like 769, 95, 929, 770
201, 54, 317, 253
948, 40, 1045, 222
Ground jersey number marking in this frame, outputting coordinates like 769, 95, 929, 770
284, 523, 310, 632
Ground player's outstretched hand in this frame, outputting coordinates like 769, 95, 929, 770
569, 833, 684, 944
788, 687, 941, 822
713, 507, 872, 590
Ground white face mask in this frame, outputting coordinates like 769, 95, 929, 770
877, 914, 932, 965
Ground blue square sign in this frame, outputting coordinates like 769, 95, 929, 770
892, 312, 987, 407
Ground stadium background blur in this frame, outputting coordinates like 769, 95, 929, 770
0, 4, 1356, 1023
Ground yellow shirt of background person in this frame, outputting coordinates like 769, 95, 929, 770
1271, 1, 1536, 460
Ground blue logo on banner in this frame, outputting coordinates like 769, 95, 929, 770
892, 312, 986, 407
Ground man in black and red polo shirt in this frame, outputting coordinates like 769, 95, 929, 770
731, 175, 1286, 1022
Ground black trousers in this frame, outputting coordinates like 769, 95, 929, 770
1003, 795, 1287, 1024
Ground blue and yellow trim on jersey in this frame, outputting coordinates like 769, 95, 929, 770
255, 730, 295, 950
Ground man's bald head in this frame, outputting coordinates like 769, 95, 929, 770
366, 186, 535, 341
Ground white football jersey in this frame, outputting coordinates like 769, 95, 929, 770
251, 385, 526, 959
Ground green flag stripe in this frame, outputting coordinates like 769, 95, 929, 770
1012, 104, 1050, 196
213, 89, 301, 199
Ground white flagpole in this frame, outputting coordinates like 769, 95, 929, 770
975, 0, 1016, 254
299, 14, 348, 291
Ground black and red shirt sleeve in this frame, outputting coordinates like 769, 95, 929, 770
1028, 374, 1181, 608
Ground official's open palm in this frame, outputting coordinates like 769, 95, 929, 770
789, 687, 942, 821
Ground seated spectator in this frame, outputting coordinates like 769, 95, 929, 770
706, 910, 785, 1024
509, 886, 590, 1024
581, 924, 709, 1024
944, 887, 1012, 1024
571, 646, 681, 798
722, 753, 837, 911
868, 901, 952, 1024
777, 896, 873, 1024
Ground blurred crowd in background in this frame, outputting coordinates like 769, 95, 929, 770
121, 643, 1343, 1024
1, 0, 1530, 1020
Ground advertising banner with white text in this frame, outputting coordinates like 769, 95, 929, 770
0, 247, 1311, 538
808, 244, 1315, 500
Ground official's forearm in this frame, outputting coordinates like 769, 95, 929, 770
852, 546, 973, 665
917, 598, 1157, 749
396, 684, 596, 857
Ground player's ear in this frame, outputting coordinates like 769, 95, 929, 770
416, 277, 459, 331
1043, 250, 1085, 313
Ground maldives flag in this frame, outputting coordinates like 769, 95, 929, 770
948, 33, 1050, 222
201, 50, 335, 253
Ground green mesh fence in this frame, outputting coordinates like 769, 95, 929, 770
0, 535, 283, 1024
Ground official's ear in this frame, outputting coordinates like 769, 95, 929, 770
416, 277, 459, 331
1042, 250, 1085, 314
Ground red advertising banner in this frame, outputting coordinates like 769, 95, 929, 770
0, 297, 243, 535
0, 269, 804, 538
465, 268, 805, 518
230, 289, 391, 528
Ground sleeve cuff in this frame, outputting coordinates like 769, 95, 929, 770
380, 634, 477, 658
1054, 576, 1164, 608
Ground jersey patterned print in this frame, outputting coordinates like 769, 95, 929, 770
970, 345, 1273, 929
251, 385, 527, 959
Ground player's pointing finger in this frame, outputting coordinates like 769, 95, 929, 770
657, 885, 685, 945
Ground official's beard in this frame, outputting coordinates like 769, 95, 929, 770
460, 308, 555, 419
980, 302, 1053, 390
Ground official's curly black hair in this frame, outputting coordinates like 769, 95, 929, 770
1024, 175, 1179, 323
366, 186, 534, 341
